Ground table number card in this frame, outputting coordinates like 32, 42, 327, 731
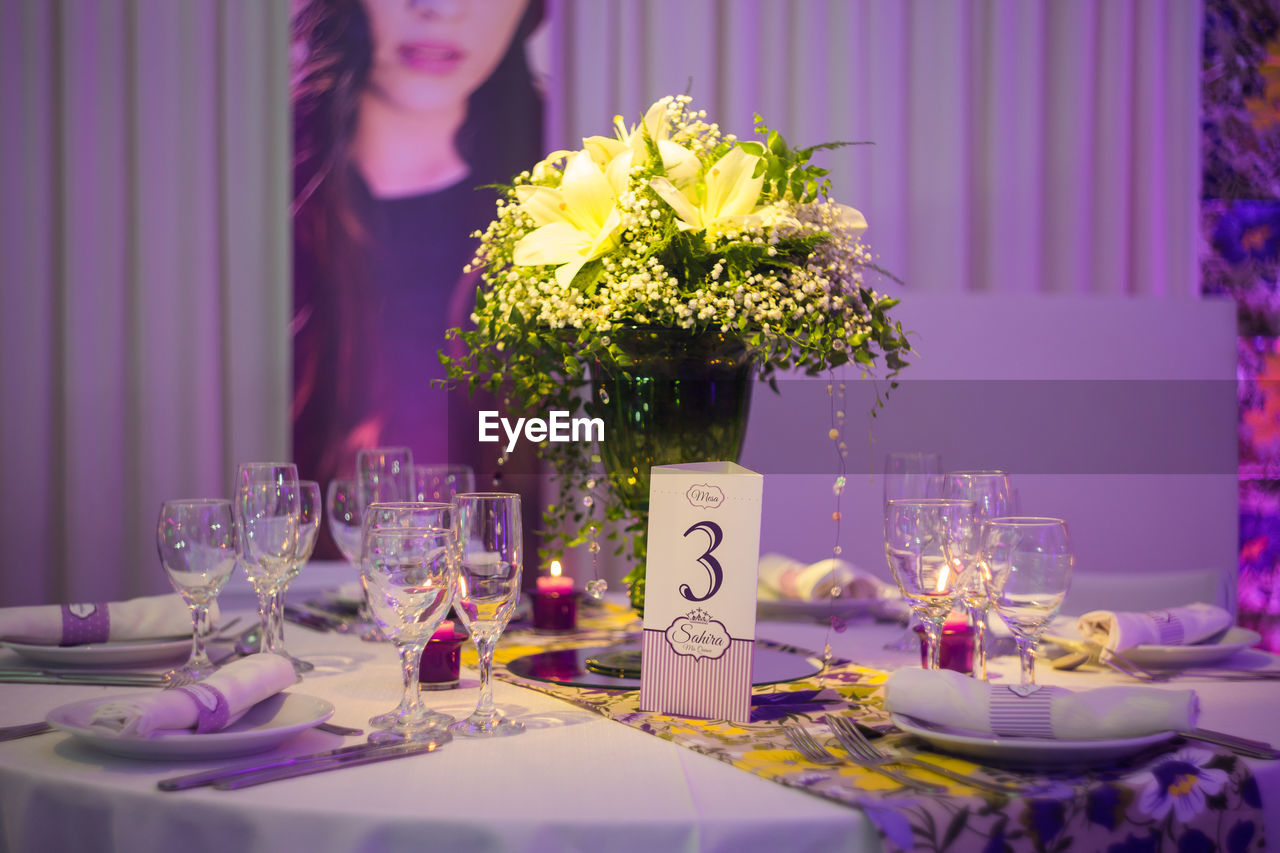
639, 462, 763, 722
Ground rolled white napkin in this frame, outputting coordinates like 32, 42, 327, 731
87, 654, 298, 737
1076, 602, 1233, 653
757, 553, 894, 601
885, 668, 1197, 739
0, 593, 215, 646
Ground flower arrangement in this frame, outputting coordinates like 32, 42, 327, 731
442, 95, 909, 576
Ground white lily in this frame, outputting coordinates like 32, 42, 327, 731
834, 203, 868, 239
512, 150, 623, 287
649, 146, 765, 236
583, 99, 700, 187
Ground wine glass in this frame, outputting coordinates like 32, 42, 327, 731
449, 492, 525, 738
235, 462, 300, 655
942, 470, 1012, 680
882, 452, 944, 651
982, 517, 1074, 687
362, 501, 456, 728
271, 479, 321, 675
884, 498, 976, 670
362, 525, 459, 742
156, 499, 238, 683
327, 477, 379, 638
357, 447, 414, 510
413, 464, 476, 503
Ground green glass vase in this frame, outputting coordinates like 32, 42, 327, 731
591, 328, 756, 613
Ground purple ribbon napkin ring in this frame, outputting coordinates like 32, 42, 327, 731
177, 684, 232, 733
60, 603, 110, 646
1147, 610, 1186, 645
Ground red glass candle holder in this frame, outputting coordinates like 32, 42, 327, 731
914, 620, 975, 674
418, 629, 467, 689
531, 591, 579, 632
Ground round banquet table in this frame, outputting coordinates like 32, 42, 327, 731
1, 563, 1278, 853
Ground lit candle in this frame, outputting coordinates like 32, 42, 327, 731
431, 620, 457, 640
536, 560, 575, 593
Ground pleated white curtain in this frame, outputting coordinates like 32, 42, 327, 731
0, 0, 1201, 603
544, 0, 1202, 297
0, 0, 290, 604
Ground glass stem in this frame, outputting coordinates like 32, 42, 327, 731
253, 583, 274, 654
398, 642, 426, 719
274, 579, 294, 653
922, 617, 944, 670
189, 603, 211, 667
968, 604, 988, 680
472, 635, 498, 720
1015, 635, 1036, 686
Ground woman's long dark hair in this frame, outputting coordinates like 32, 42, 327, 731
289, 0, 545, 487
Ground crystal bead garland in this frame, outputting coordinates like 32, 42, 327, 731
820, 379, 850, 683
583, 479, 607, 600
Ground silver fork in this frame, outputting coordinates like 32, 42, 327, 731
828, 715, 1023, 796
781, 724, 945, 793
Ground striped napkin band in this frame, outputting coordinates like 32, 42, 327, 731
988, 684, 1064, 738
1146, 609, 1185, 645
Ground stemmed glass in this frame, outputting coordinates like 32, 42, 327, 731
982, 517, 1073, 687
156, 499, 238, 683
449, 492, 525, 738
357, 447, 415, 509
235, 462, 300, 655
413, 464, 475, 503
327, 477, 379, 638
942, 470, 1012, 680
271, 479, 321, 674
884, 498, 976, 670
362, 501, 456, 728
362, 525, 459, 742
882, 452, 944, 651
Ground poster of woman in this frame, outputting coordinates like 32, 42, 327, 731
290, 0, 546, 554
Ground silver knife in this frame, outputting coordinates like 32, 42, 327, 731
0, 671, 169, 687
158, 736, 443, 791
1179, 728, 1280, 759
213, 735, 449, 789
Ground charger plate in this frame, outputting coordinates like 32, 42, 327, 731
506, 642, 822, 690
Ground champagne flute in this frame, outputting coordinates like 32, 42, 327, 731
357, 447, 414, 510
235, 462, 300, 654
982, 517, 1074, 687
272, 479, 321, 674
327, 477, 378, 638
942, 470, 1012, 680
882, 452, 944, 651
413, 464, 475, 503
449, 492, 525, 738
156, 499, 238, 683
362, 525, 459, 742
884, 498, 976, 670
361, 501, 456, 728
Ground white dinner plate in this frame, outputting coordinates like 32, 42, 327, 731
890, 713, 1174, 767
1118, 627, 1263, 668
756, 597, 879, 622
4, 637, 191, 668
47, 692, 334, 760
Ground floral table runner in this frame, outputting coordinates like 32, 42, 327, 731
465, 605, 1266, 853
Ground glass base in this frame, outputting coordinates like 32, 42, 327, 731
369, 707, 455, 731
164, 658, 216, 686
882, 626, 922, 652
280, 653, 314, 675
448, 713, 525, 738
367, 726, 453, 745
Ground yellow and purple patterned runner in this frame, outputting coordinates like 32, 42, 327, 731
469, 604, 1266, 853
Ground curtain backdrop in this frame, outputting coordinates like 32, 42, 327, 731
0, 0, 1200, 603
545, 0, 1202, 298
0, 0, 289, 604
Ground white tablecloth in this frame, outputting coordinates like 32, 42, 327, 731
1, 563, 1278, 852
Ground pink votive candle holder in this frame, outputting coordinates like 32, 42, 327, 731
418, 620, 467, 690
914, 614, 975, 674
531, 589, 579, 632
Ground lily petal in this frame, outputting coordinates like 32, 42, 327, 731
515, 185, 570, 228
657, 139, 700, 187
559, 151, 617, 233
513, 222, 592, 267
649, 176, 703, 230
835, 203, 868, 239
705, 147, 763, 220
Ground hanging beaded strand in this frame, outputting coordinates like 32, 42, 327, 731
819, 378, 850, 681
583, 477, 608, 599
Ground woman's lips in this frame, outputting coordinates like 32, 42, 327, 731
397, 42, 465, 75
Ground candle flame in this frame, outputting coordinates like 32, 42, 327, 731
550, 560, 563, 578
935, 562, 950, 593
